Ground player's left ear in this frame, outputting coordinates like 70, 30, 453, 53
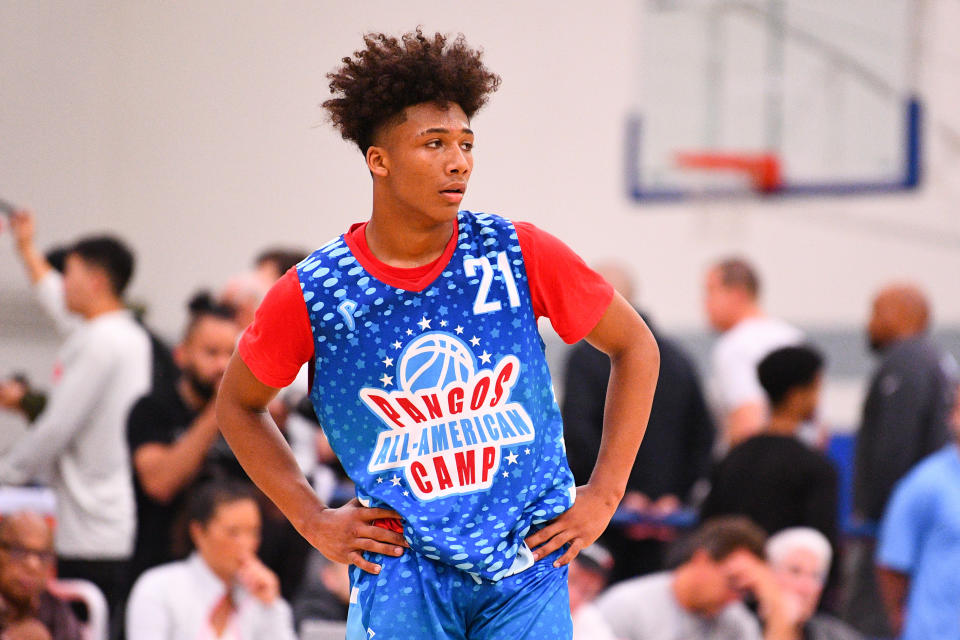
366, 145, 389, 178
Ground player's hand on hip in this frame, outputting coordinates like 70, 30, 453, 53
524, 484, 619, 568
306, 498, 408, 574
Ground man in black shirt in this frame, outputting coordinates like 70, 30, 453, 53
126, 294, 238, 583
562, 263, 714, 581
701, 345, 837, 545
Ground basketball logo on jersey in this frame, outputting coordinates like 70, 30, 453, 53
360, 331, 535, 501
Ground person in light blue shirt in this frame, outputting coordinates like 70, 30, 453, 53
876, 383, 960, 639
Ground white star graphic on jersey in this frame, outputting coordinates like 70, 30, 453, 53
455, 325, 464, 335
469, 336, 481, 347
392, 340, 402, 350
439, 319, 448, 327
390, 475, 402, 486
406, 328, 414, 336
502, 471, 510, 478
524, 448, 531, 455
403, 490, 409, 497
380, 373, 393, 387
417, 316, 431, 330
382, 356, 393, 367
478, 350, 492, 364
376, 476, 383, 484
505, 451, 519, 465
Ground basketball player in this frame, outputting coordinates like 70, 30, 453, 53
217, 29, 660, 639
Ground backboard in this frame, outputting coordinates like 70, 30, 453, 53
627, 0, 922, 201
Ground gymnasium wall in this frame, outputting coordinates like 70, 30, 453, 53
1, 1, 958, 433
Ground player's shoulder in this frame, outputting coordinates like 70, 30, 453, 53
298, 233, 352, 272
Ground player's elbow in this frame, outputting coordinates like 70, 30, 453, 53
624, 320, 660, 374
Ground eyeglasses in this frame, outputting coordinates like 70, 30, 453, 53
0, 541, 55, 565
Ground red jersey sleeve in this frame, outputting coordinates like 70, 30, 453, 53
238, 268, 315, 388
514, 221, 614, 344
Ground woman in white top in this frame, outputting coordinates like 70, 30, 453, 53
126, 481, 297, 640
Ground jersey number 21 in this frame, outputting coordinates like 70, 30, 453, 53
464, 252, 521, 315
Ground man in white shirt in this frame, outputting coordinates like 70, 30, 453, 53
1, 213, 151, 619
598, 516, 795, 640
704, 257, 803, 448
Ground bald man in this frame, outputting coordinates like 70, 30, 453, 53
854, 284, 957, 522
843, 284, 958, 636
0, 513, 82, 640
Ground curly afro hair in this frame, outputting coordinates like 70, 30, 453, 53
323, 28, 501, 153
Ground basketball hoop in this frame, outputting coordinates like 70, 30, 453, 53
675, 152, 783, 194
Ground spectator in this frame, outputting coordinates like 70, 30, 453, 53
701, 345, 838, 547
0, 513, 82, 640
0, 225, 151, 617
563, 261, 714, 580
5, 210, 177, 396
253, 248, 309, 284
597, 516, 793, 640
220, 247, 307, 336
853, 284, 957, 522
766, 528, 862, 640
845, 284, 958, 636
704, 257, 803, 448
125, 481, 296, 640
291, 552, 350, 630
875, 384, 960, 640
568, 544, 617, 640
126, 292, 238, 583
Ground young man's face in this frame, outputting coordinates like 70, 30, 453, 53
62, 254, 101, 314
783, 373, 823, 422
371, 101, 474, 226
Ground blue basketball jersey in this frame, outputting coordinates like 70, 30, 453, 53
297, 211, 576, 581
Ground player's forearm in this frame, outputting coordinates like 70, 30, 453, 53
588, 325, 659, 501
876, 566, 909, 635
216, 392, 325, 532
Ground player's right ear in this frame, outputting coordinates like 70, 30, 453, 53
366, 145, 389, 178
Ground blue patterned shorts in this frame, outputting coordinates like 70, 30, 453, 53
345, 547, 572, 639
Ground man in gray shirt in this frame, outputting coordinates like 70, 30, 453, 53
854, 284, 957, 522
598, 517, 796, 640
845, 284, 958, 636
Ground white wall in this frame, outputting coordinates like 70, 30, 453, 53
1, 1, 958, 430
2, 0, 958, 336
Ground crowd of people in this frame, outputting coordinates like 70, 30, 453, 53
0, 209, 958, 640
